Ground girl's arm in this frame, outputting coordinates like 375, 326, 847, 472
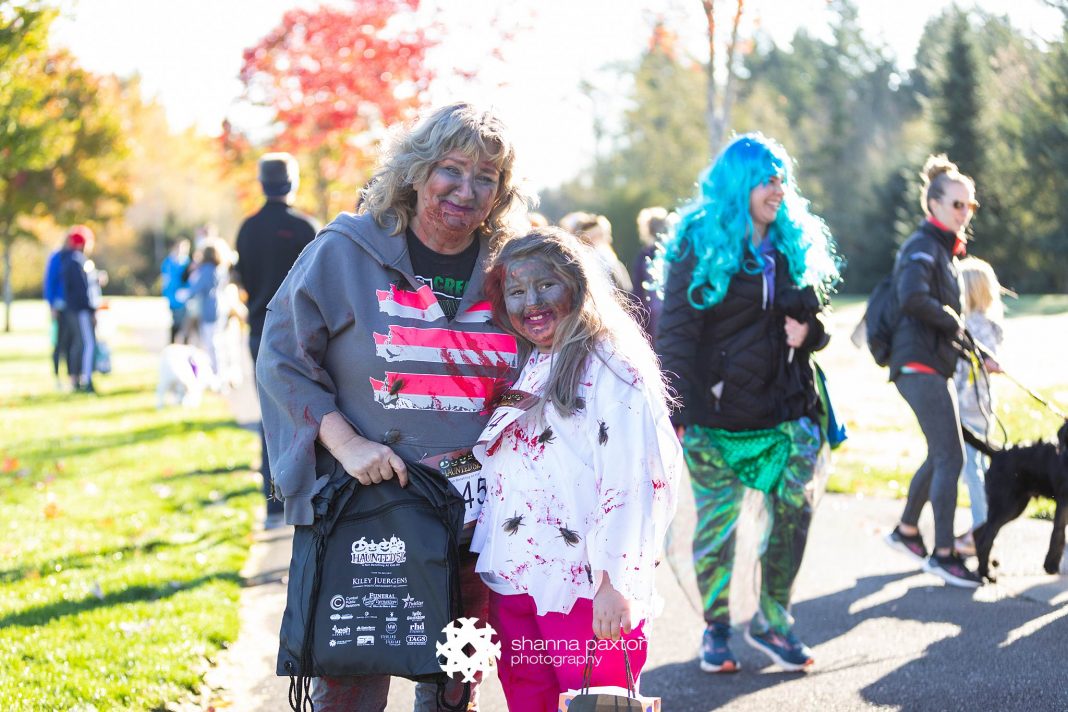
586, 358, 682, 624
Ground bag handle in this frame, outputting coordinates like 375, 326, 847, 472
580, 638, 636, 698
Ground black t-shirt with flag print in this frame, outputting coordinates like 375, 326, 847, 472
405, 229, 478, 321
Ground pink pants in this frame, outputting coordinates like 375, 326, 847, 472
488, 591, 648, 712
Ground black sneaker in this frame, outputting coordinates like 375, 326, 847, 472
884, 526, 928, 564
924, 552, 982, 588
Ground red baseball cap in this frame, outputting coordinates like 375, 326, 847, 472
67, 225, 94, 248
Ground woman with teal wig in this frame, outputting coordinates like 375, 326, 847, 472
656, 133, 840, 673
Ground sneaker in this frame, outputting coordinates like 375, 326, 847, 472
923, 552, 982, 588
699, 623, 740, 673
954, 531, 976, 558
744, 628, 814, 672
884, 526, 928, 564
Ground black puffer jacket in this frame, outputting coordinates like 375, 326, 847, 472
656, 244, 828, 432
889, 220, 964, 381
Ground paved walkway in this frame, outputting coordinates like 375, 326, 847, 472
119, 302, 1067, 712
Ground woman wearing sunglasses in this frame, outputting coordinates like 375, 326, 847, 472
884, 154, 983, 588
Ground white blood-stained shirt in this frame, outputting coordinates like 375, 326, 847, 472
470, 344, 682, 619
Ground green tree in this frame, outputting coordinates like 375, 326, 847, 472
541, 22, 709, 268
932, 10, 985, 178
0, 3, 128, 330
737, 0, 919, 290
1014, 19, 1068, 291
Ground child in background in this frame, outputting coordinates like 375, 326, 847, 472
953, 257, 1005, 556
474, 227, 682, 712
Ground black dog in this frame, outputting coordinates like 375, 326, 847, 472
966, 421, 1068, 581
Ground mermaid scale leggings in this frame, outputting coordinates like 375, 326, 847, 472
683, 418, 821, 635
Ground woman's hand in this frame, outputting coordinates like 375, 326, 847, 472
592, 574, 633, 641
784, 316, 810, 349
318, 411, 408, 487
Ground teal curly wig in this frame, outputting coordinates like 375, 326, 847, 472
666, 133, 841, 309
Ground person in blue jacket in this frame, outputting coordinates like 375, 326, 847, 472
44, 230, 76, 389
161, 238, 191, 343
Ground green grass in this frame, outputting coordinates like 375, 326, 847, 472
826, 383, 1067, 518
0, 302, 258, 711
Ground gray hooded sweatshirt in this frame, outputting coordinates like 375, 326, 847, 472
257, 212, 519, 525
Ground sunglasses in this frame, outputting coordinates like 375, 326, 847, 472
949, 198, 980, 212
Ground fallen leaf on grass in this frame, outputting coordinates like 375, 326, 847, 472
2, 457, 18, 473
43, 493, 61, 519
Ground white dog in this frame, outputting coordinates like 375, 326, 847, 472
157, 344, 216, 408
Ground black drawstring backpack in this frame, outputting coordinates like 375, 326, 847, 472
277, 459, 468, 711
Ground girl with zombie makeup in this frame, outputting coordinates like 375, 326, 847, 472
656, 133, 840, 673
474, 227, 682, 712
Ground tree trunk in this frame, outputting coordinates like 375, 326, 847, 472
702, 0, 745, 155
3, 239, 12, 334
702, 1, 719, 152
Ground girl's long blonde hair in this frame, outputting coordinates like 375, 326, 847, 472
959, 256, 1004, 322
484, 228, 672, 416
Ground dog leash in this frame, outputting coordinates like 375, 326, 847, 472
998, 370, 1067, 420
966, 333, 1067, 420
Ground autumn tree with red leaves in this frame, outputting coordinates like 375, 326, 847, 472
240, 0, 434, 219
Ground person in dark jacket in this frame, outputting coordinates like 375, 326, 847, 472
235, 152, 318, 528
883, 154, 982, 588
629, 206, 670, 341
61, 225, 98, 393
656, 134, 840, 673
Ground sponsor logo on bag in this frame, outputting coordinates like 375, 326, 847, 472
355, 625, 375, 632
350, 536, 407, 566
357, 635, 374, 646
332, 625, 351, 637
407, 634, 428, 645
407, 611, 425, 622
329, 613, 353, 621
385, 613, 398, 621
362, 592, 398, 608
402, 593, 424, 608
330, 594, 361, 611
409, 621, 425, 633
383, 636, 402, 647
386, 622, 398, 633
328, 639, 353, 647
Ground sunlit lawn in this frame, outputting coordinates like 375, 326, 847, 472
0, 301, 258, 711
823, 294, 1068, 520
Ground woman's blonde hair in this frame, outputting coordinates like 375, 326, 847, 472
959, 256, 1004, 322
360, 102, 532, 238
484, 227, 672, 416
636, 206, 669, 247
920, 153, 976, 216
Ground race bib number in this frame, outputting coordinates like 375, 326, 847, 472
437, 451, 485, 525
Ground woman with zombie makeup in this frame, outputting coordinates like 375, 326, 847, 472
656, 133, 840, 674
257, 102, 534, 711
883, 155, 985, 589
473, 227, 682, 711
